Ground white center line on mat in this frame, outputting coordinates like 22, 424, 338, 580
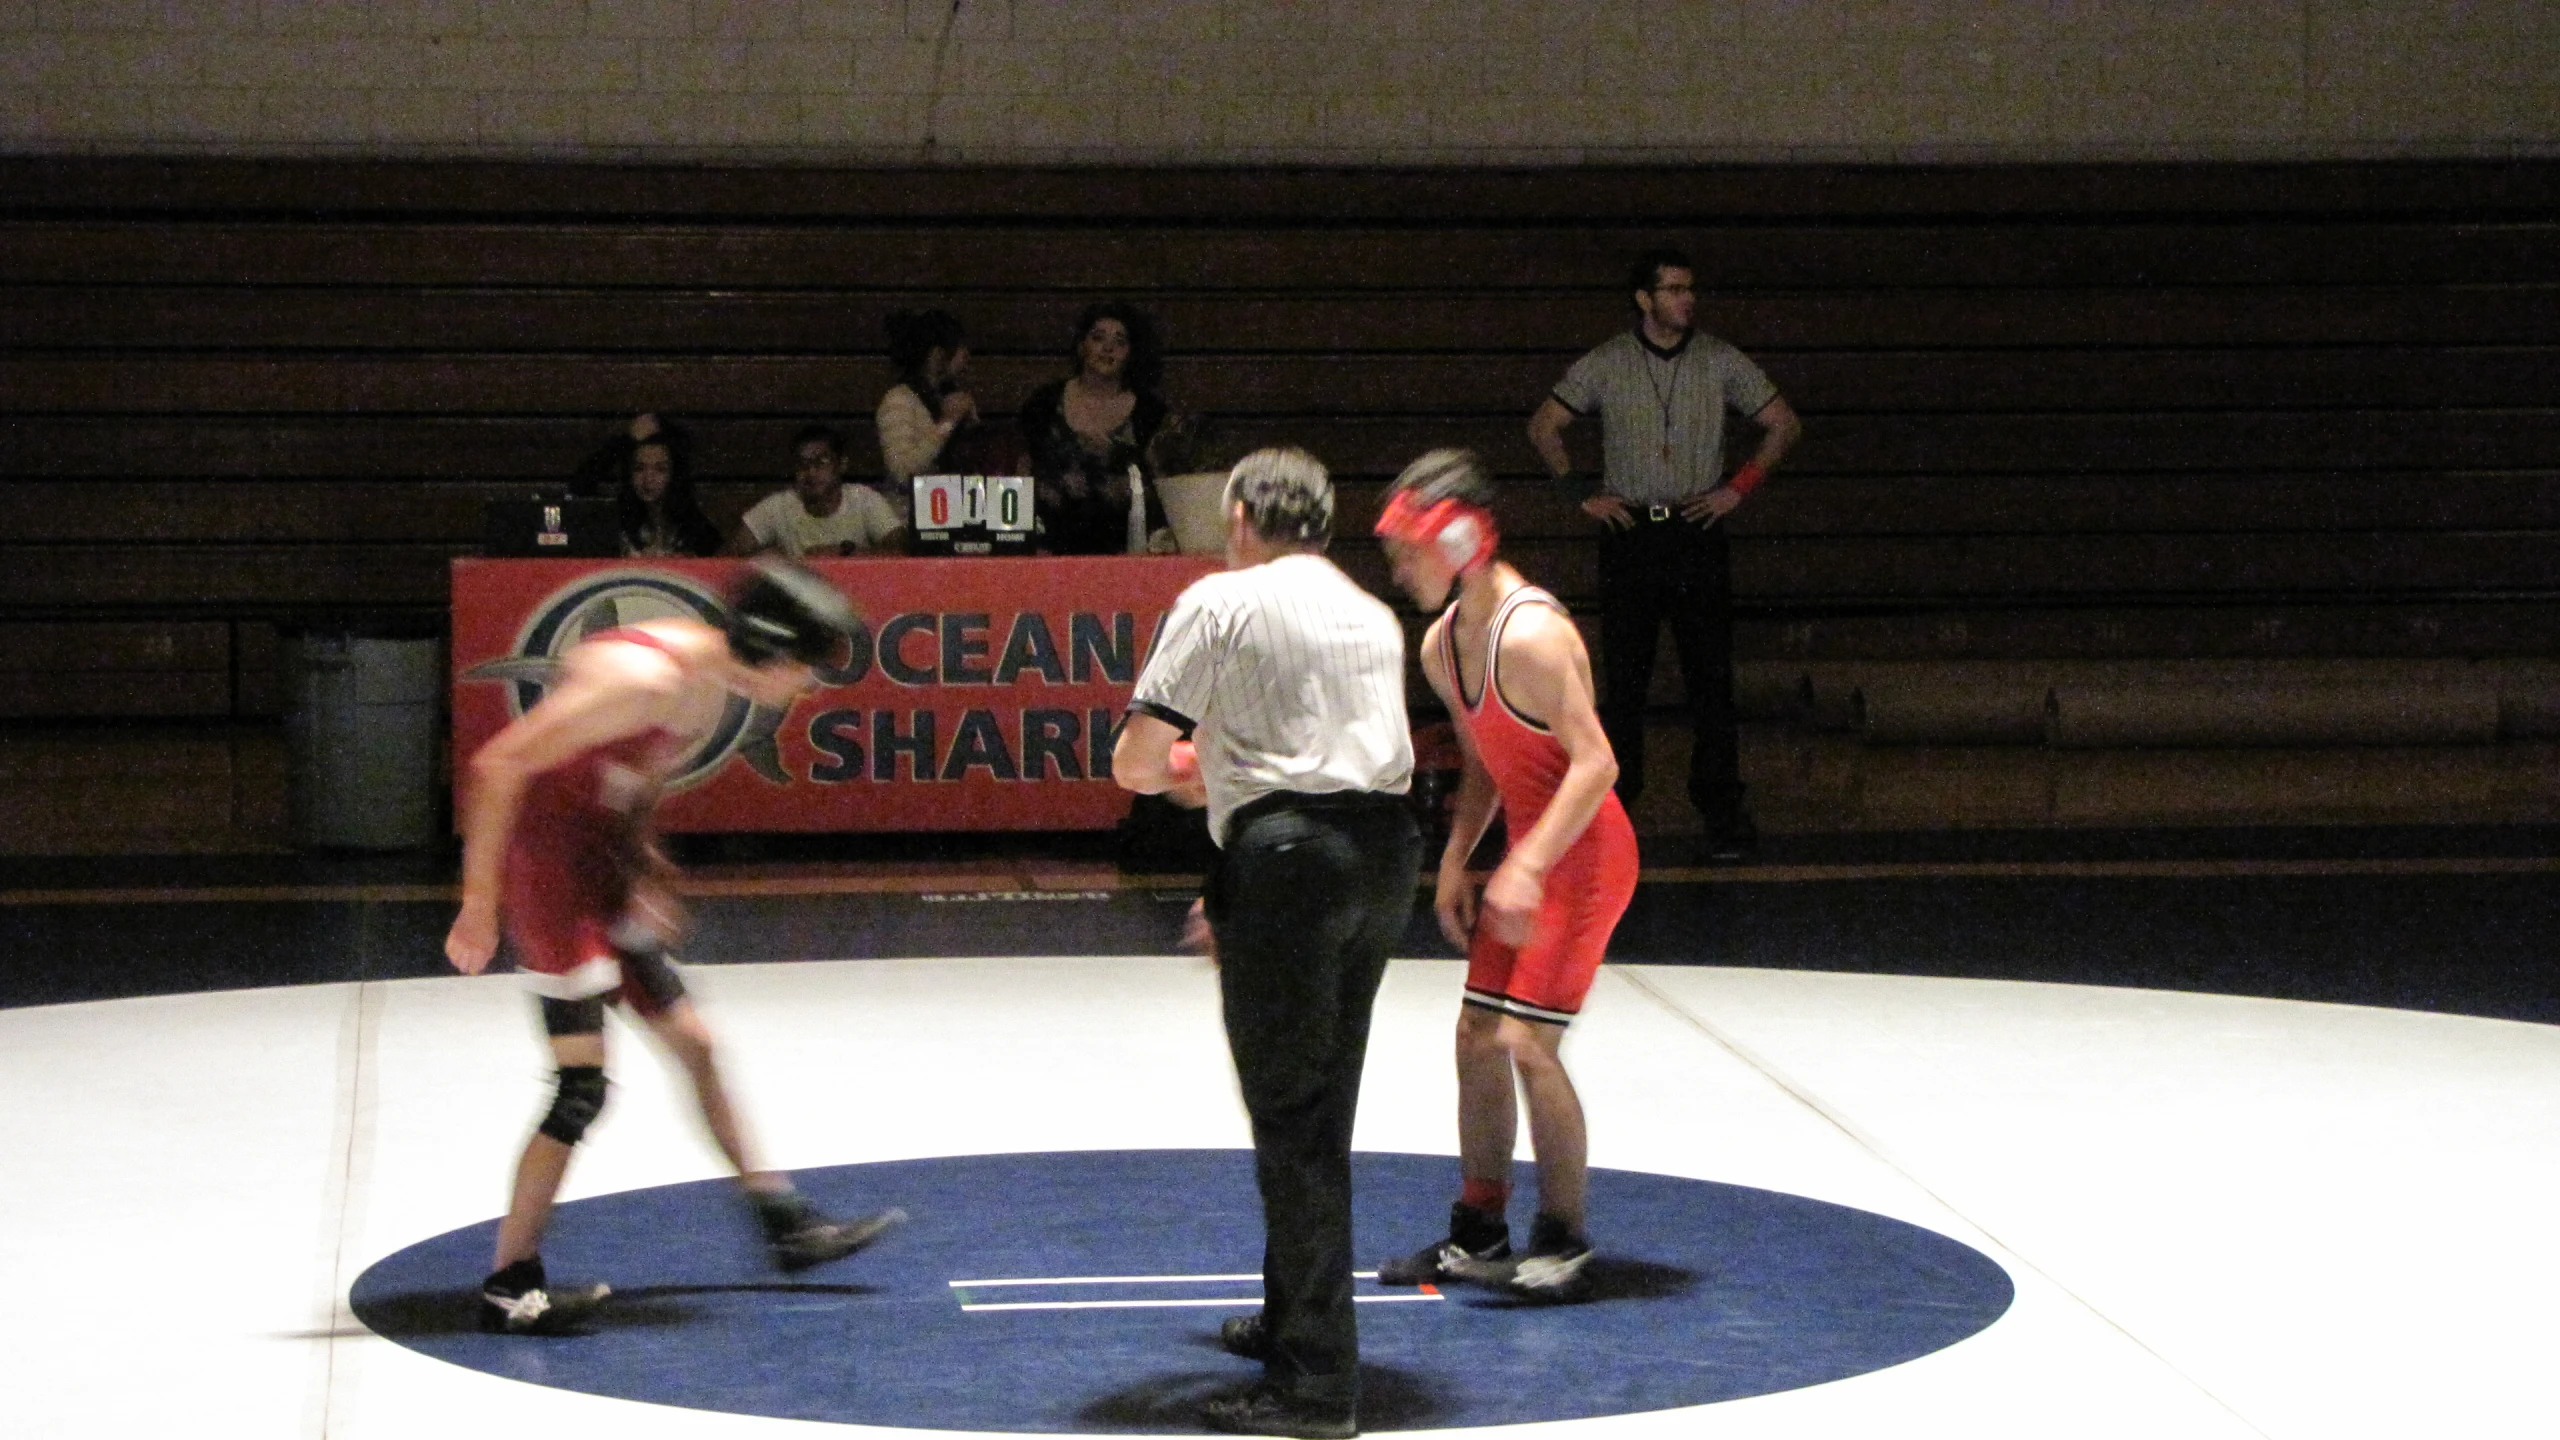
961, 1295, 1442, 1313
950, 1271, 1384, 1287
950, 1270, 1436, 1312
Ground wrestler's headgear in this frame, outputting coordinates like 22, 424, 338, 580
1375, 448, 1499, 575
725, 558, 860, 668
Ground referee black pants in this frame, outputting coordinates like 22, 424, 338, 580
1597, 517, 1742, 820
1206, 790, 1421, 1408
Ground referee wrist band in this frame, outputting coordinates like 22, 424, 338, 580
1726, 462, 1768, 498
1556, 469, 1600, 499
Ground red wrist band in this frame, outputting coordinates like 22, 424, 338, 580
1168, 739, 1199, 785
1726, 462, 1768, 498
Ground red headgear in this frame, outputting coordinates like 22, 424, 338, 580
1374, 490, 1498, 574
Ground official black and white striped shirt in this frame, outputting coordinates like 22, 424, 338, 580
1551, 329, 1780, 504
1130, 552, 1412, 845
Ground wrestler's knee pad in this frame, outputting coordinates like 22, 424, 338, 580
538, 1064, 609, 1145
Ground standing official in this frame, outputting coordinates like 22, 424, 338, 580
1116, 447, 1419, 1440
1528, 248, 1801, 858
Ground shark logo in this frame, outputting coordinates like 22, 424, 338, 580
464, 570, 814, 789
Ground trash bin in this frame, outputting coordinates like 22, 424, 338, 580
286, 627, 444, 850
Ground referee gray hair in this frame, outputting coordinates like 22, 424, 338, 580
1224, 446, 1334, 548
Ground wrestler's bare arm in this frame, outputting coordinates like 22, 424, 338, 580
1422, 617, 1504, 868
444, 645, 688, 974
1421, 617, 1503, 949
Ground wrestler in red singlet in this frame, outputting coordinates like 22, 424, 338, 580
1370, 447, 1632, 1304
501, 629, 689, 1016
1442, 586, 1641, 1024
448, 564, 900, 1337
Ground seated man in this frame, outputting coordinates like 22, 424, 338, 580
727, 424, 907, 558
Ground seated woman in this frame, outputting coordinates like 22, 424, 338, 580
1016, 302, 1176, 555
876, 309, 980, 519
579, 415, 721, 557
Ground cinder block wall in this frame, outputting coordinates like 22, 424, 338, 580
4, 1, 2556, 163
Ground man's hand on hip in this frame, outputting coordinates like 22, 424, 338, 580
1680, 487, 1742, 525
1580, 495, 1636, 530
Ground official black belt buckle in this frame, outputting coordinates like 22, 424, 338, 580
1647, 502, 1673, 522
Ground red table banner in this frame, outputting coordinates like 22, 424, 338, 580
451, 556, 1218, 832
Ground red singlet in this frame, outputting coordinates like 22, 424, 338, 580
1446, 585, 1639, 1024
500, 629, 685, 1012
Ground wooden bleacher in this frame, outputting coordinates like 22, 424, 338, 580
2, 157, 2555, 839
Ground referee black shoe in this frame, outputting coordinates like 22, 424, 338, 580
478, 1258, 610, 1335
1219, 1312, 1273, 1360
1375, 1200, 1510, 1286
1200, 1383, 1357, 1439
757, 1191, 907, 1272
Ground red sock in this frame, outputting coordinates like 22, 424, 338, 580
1459, 1177, 1510, 1215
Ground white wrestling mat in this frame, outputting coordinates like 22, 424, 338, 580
2, 955, 2554, 1437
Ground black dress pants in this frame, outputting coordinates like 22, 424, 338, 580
1597, 517, 1742, 820
1206, 790, 1422, 1410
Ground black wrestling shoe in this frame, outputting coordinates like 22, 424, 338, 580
478, 1259, 610, 1335
1374, 1200, 1510, 1286
1200, 1384, 1357, 1439
1219, 1312, 1273, 1360
1446, 1212, 1593, 1304
757, 1191, 907, 1272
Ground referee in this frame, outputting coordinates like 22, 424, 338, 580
1116, 446, 1419, 1440
1528, 247, 1801, 858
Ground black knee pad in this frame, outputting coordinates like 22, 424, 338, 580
538, 1065, 609, 1145
539, 995, 607, 1037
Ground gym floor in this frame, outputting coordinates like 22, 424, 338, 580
3, 825, 2554, 1437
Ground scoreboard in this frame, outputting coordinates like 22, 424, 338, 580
911, 474, 1035, 556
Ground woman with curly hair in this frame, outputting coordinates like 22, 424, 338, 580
1015, 301, 1176, 555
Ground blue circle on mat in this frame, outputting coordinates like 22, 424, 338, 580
351, 1149, 2011, 1431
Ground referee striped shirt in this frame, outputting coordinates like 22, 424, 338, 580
1551, 328, 1780, 504
1130, 552, 1412, 846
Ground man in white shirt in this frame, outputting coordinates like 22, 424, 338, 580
726, 425, 907, 558
1117, 447, 1418, 1440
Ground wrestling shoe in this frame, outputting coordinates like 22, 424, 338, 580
478, 1259, 610, 1335
1446, 1213, 1593, 1304
757, 1191, 907, 1272
1200, 1384, 1357, 1439
1374, 1200, 1509, 1286
1219, 1312, 1273, 1360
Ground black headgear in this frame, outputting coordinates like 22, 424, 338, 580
724, 558, 859, 669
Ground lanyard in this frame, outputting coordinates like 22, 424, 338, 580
1643, 345, 1686, 464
